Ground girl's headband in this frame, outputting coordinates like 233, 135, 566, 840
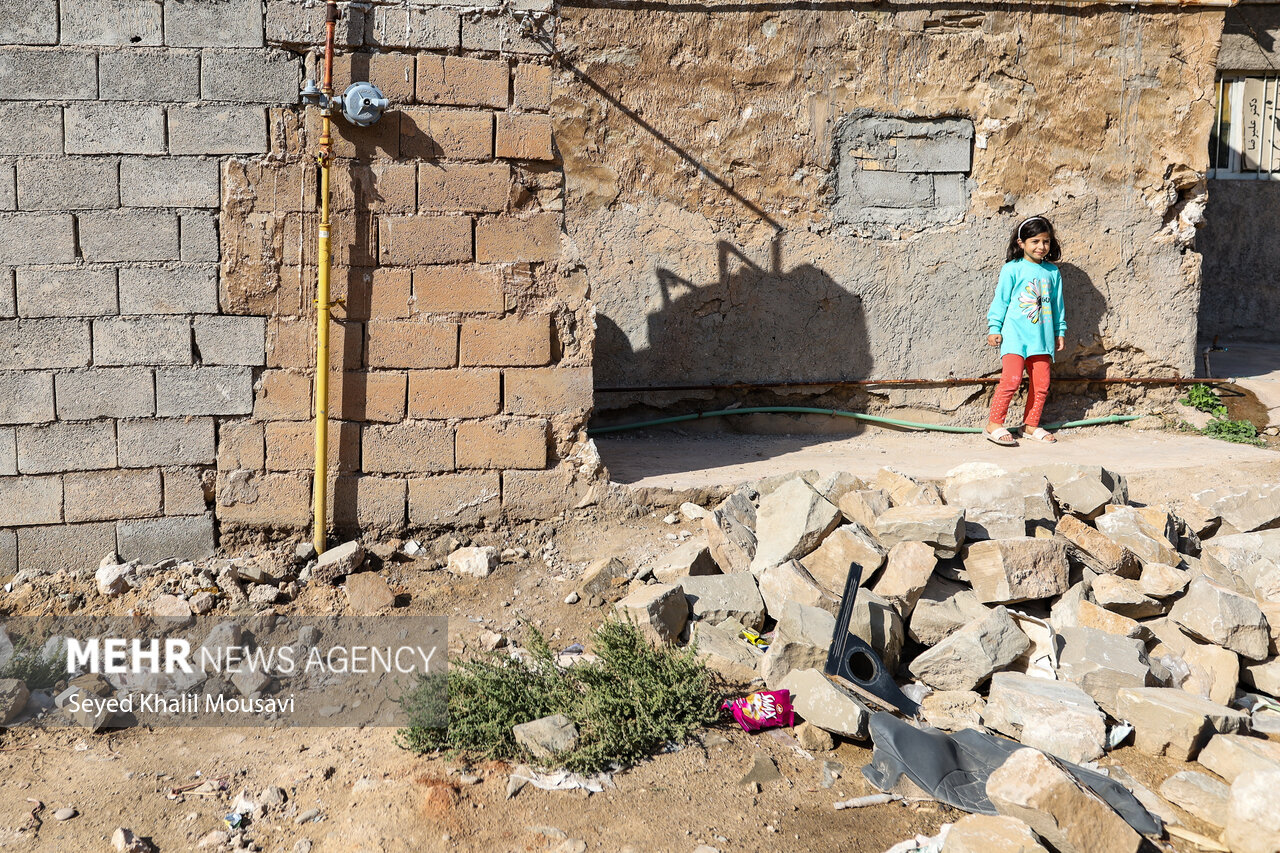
1017, 216, 1048, 236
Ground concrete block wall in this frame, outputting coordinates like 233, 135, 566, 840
0, 0, 589, 577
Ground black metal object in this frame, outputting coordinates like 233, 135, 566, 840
823, 561, 921, 716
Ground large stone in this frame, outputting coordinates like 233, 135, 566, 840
447, 546, 500, 578
943, 470, 1055, 540
702, 509, 757, 574
716, 488, 758, 529
652, 540, 719, 583
614, 583, 688, 644
1193, 485, 1280, 535
874, 505, 965, 558
1242, 656, 1280, 698
986, 747, 1143, 853
1170, 576, 1271, 660
0, 678, 29, 725
941, 814, 1048, 853
1225, 769, 1280, 853
874, 467, 935, 505
838, 488, 890, 529
811, 471, 865, 506
1202, 529, 1280, 591
681, 573, 765, 630
1056, 626, 1154, 718
1071, 600, 1144, 640
1096, 507, 1179, 566
1033, 464, 1129, 506
757, 560, 837, 619
513, 713, 579, 759
1090, 574, 1165, 619
748, 477, 841, 573
1197, 733, 1280, 783
1116, 687, 1250, 760
690, 620, 761, 683
1052, 477, 1115, 521
1055, 515, 1140, 578
872, 541, 936, 617
580, 556, 628, 597
1147, 618, 1240, 705
777, 667, 870, 739
908, 576, 990, 646
151, 594, 193, 628
848, 588, 905, 671
1158, 771, 1229, 829
1138, 562, 1190, 599
344, 573, 395, 613
921, 690, 985, 731
800, 522, 886, 595
982, 672, 1107, 764
965, 538, 1069, 604
908, 606, 1029, 691
313, 540, 364, 584
759, 602, 834, 687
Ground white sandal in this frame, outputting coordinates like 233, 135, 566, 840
1027, 428, 1057, 443
984, 426, 1017, 446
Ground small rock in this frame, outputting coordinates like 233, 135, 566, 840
690, 621, 763, 683
231, 666, 271, 698
481, 631, 506, 651
579, 557, 628, 597
1138, 562, 1190, 599
1159, 771, 1229, 828
680, 502, 708, 521
112, 828, 155, 853
1242, 656, 1280, 697
564, 592, 579, 605
196, 830, 230, 848
777, 668, 870, 739
921, 690, 985, 731
513, 713, 579, 759
258, 785, 288, 807
1197, 733, 1280, 783
799, 523, 886, 595
838, 488, 892, 529
1225, 769, 1280, 853
909, 577, 990, 646
757, 559, 837, 618
681, 573, 767, 631
151, 594, 193, 628
313, 540, 364, 584
294, 542, 318, 563
96, 563, 131, 596
52, 807, 76, 821
235, 562, 273, 585
248, 584, 281, 605
794, 721, 834, 751
1055, 514, 1141, 578
448, 546, 500, 578
189, 591, 217, 614
651, 540, 719, 583
344, 573, 396, 613
1090, 574, 1165, 618
1096, 507, 1179, 566
663, 513, 678, 524
702, 508, 757, 574
739, 752, 783, 786
1053, 476, 1115, 519
822, 760, 843, 788
1146, 618, 1239, 705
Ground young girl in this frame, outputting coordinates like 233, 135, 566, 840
983, 216, 1066, 446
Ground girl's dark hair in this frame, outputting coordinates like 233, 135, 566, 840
1006, 216, 1062, 262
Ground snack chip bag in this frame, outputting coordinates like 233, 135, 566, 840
722, 689, 795, 732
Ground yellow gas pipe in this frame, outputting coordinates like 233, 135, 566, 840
312, 0, 338, 555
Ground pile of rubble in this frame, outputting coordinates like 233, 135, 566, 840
599, 464, 1280, 853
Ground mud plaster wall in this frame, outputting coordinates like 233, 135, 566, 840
557, 3, 1224, 424
1200, 2, 1280, 343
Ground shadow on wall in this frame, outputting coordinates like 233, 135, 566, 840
1198, 180, 1280, 346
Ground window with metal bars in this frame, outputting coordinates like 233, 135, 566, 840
1209, 75, 1280, 179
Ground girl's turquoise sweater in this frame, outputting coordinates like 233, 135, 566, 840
986, 258, 1067, 360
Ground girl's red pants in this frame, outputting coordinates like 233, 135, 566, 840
989, 353, 1052, 429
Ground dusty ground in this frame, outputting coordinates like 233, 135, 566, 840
2, 424, 1275, 853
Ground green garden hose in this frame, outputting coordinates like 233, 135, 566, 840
587, 407, 1140, 436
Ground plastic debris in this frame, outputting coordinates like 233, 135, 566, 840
834, 793, 900, 810
740, 629, 771, 650
1106, 722, 1134, 750
882, 825, 951, 853
506, 764, 613, 798
722, 689, 794, 732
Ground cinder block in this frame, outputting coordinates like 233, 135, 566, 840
15, 268, 116, 318
0, 473, 61, 525
0, 0, 57, 44
222, 159, 313, 213
934, 174, 968, 208
332, 52, 412, 101
895, 135, 972, 173
165, 0, 264, 47
79, 210, 180, 262
118, 514, 215, 563
16, 522, 117, 575
367, 6, 458, 49
0, 48, 97, 100
0, 528, 13, 575
0, 214, 76, 264
475, 213, 559, 263
495, 113, 553, 161
65, 468, 162, 522
118, 417, 215, 467
55, 368, 155, 420
100, 49, 200, 101
851, 170, 933, 208
504, 367, 592, 416
417, 55, 508, 108
169, 106, 268, 155
65, 104, 165, 155
462, 13, 551, 54
419, 163, 510, 213
408, 471, 500, 527
0, 319, 91, 369
0, 270, 12, 316
0, 104, 61, 154
181, 213, 220, 262
217, 420, 265, 470
365, 320, 457, 369
412, 266, 504, 314
0, 370, 53, 424
400, 108, 493, 160
329, 371, 407, 422
362, 422, 453, 473
216, 470, 310, 527
156, 367, 254, 417
331, 161, 417, 213
94, 317, 191, 366
120, 157, 219, 208
408, 369, 500, 418
253, 369, 311, 420
0, 163, 13, 211
17, 420, 117, 474
340, 267, 412, 320
193, 316, 266, 366
119, 265, 218, 314
201, 49, 302, 103
378, 215, 473, 266
514, 63, 552, 111
163, 468, 209, 515
331, 475, 407, 531
266, 419, 359, 472
460, 315, 551, 366
304, 107, 400, 160
456, 418, 547, 469
265, 0, 363, 47
61, 0, 162, 45
0, 426, 14, 475
17, 157, 119, 211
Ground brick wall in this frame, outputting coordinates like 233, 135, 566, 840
0, 0, 593, 577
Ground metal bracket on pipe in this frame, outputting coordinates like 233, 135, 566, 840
823, 562, 921, 717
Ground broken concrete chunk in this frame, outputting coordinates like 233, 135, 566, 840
983, 672, 1107, 765
874, 505, 965, 558
1138, 562, 1190, 599
908, 606, 1029, 691
1197, 733, 1280, 783
513, 713, 580, 759
777, 667, 870, 740
838, 488, 891, 529
1116, 687, 1250, 760
1225, 769, 1280, 853
942, 813, 1048, 853
921, 690, 985, 732
1054, 477, 1115, 520
681, 572, 765, 630
447, 546, 500, 579
652, 540, 720, 583
1158, 771, 1229, 829
748, 477, 842, 573
800, 522, 886, 595
1055, 514, 1140, 578
909, 576, 990, 647
1096, 507, 1179, 566
986, 747, 1143, 853
872, 541, 936, 617
757, 560, 837, 619
965, 538, 1069, 604
1056, 626, 1155, 718
1090, 574, 1165, 618
313, 540, 364, 584
702, 509, 757, 574
614, 583, 688, 644
1169, 576, 1272, 661
580, 556, 628, 597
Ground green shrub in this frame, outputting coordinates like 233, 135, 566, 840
1203, 416, 1266, 446
0, 638, 64, 690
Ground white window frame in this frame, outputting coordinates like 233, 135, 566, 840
1209, 75, 1280, 180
